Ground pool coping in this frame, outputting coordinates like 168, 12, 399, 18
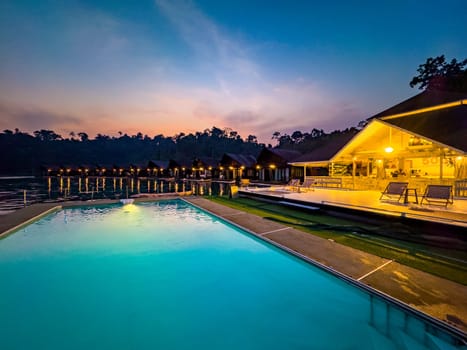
183, 198, 467, 344
0, 205, 62, 239
1, 196, 466, 345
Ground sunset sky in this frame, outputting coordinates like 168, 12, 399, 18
1, 0, 466, 143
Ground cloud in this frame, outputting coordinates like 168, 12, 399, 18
0, 101, 82, 133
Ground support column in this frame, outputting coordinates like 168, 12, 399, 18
352, 158, 356, 189
439, 149, 444, 180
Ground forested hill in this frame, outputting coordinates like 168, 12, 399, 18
0, 127, 267, 175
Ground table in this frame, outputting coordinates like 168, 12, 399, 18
404, 188, 418, 204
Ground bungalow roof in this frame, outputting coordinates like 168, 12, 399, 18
256, 148, 301, 166
148, 160, 169, 169
221, 153, 257, 168
194, 157, 219, 168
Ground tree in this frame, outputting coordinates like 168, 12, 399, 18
78, 132, 89, 142
33, 129, 62, 141
410, 55, 467, 92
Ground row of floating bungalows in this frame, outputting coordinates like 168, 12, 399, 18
40, 154, 257, 180
40, 151, 298, 182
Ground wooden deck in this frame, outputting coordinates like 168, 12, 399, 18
241, 186, 467, 228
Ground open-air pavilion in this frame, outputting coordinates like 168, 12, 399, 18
290, 90, 467, 195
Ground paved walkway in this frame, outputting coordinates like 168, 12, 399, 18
1, 195, 466, 334
185, 197, 467, 333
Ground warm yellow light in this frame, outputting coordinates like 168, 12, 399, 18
208, 166, 212, 170
256, 165, 261, 169
352, 157, 357, 161
240, 166, 245, 170
456, 156, 463, 161
182, 167, 186, 171
269, 164, 276, 169
385, 146, 394, 153
200, 167, 204, 171
229, 166, 234, 170
220, 166, 224, 170
382, 100, 466, 120
377, 159, 382, 164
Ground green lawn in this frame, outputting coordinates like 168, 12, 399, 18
208, 196, 467, 285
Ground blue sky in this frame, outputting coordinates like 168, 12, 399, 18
1, 0, 466, 143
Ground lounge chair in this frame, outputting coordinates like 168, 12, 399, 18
287, 178, 301, 191
379, 182, 408, 203
420, 185, 453, 207
298, 178, 315, 192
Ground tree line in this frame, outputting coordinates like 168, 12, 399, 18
1, 126, 363, 175
0, 127, 263, 175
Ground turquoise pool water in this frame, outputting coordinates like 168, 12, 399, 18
0, 200, 463, 349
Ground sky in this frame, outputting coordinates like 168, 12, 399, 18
1, 0, 466, 143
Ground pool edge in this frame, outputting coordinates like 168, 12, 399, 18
0, 205, 62, 239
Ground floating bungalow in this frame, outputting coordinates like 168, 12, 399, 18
220, 153, 257, 181
256, 148, 301, 183
191, 157, 220, 179
147, 159, 181, 178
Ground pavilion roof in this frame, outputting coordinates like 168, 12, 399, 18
368, 90, 467, 120
290, 133, 358, 164
380, 103, 467, 153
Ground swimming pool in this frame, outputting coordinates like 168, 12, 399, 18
0, 200, 464, 349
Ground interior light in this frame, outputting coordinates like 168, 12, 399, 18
385, 146, 394, 153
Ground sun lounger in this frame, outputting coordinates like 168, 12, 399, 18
379, 182, 408, 203
287, 178, 300, 190
298, 178, 315, 192
420, 185, 453, 207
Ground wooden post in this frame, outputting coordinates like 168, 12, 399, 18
352, 159, 356, 189
439, 149, 444, 180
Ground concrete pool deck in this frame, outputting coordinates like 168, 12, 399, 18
0, 195, 466, 335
